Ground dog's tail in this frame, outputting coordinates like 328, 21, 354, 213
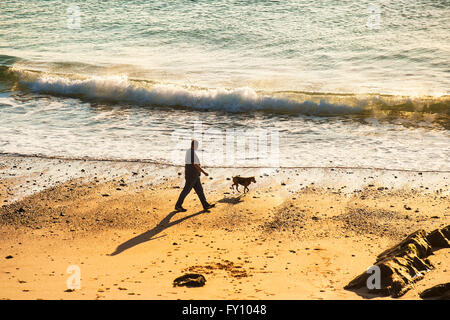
230, 177, 237, 190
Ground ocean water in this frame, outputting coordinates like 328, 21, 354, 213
0, 0, 449, 170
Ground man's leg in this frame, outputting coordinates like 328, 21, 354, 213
192, 178, 209, 208
175, 178, 195, 208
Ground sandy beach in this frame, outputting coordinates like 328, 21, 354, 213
0, 154, 448, 300
2, 0, 450, 305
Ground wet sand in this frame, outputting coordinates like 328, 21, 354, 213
0, 155, 449, 299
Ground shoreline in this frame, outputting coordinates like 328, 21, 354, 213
2, 152, 450, 173
0, 155, 448, 299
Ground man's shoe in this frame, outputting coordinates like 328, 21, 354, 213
203, 203, 215, 211
175, 205, 187, 212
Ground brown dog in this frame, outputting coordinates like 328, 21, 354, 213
231, 176, 256, 193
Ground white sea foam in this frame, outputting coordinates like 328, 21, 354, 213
17, 71, 364, 115
1, 69, 449, 171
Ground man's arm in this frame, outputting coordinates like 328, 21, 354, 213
194, 164, 208, 176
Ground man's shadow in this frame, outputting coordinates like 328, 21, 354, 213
109, 209, 206, 256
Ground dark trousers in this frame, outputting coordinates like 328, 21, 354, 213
176, 175, 208, 208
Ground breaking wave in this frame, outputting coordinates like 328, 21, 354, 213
1, 65, 449, 118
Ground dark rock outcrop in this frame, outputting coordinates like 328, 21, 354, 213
426, 228, 450, 248
420, 283, 450, 300
442, 225, 450, 239
345, 225, 449, 298
173, 273, 206, 288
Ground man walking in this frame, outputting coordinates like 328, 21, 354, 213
175, 140, 215, 212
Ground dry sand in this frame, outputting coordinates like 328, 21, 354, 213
0, 155, 449, 300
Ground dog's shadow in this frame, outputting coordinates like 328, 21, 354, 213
218, 194, 244, 205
